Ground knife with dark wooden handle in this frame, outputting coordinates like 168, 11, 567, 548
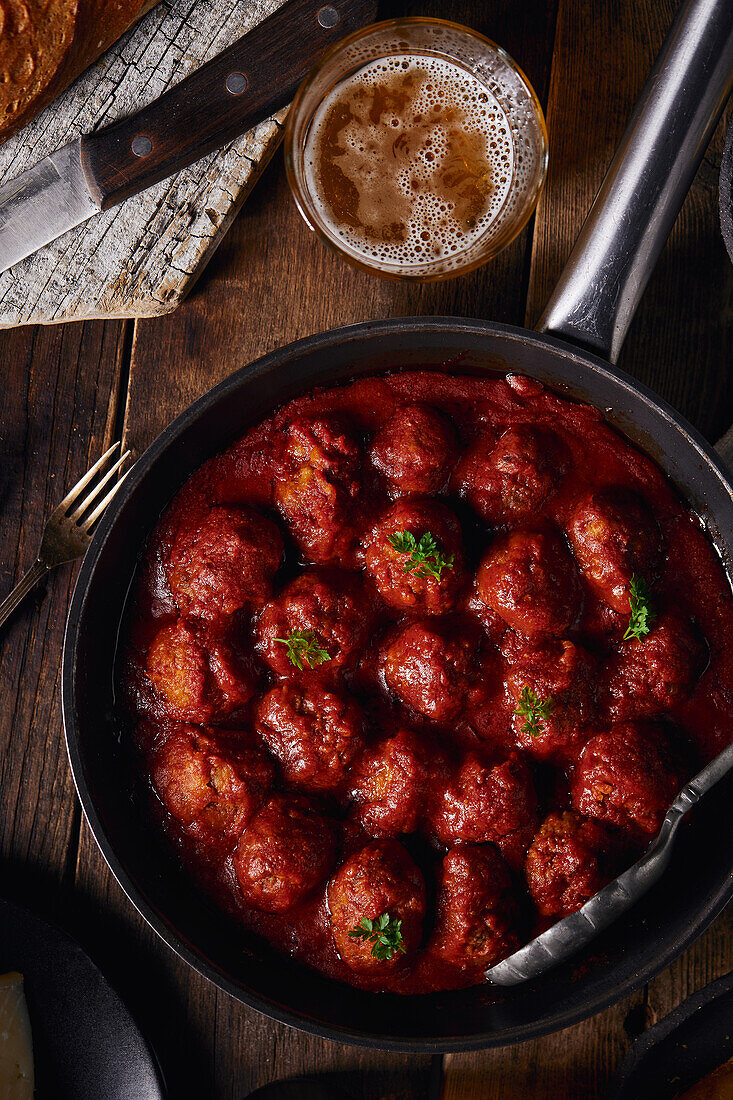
0, 0, 377, 273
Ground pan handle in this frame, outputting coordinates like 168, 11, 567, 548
538, 0, 733, 364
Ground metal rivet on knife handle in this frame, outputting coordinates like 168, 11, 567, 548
131, 135, 153, 158
0, 0, 379, 240
317, 5, 339, 28
225, 72, 248, 95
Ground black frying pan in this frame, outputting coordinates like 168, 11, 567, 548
62, 0, 733, 1052
605, 970, 733, 1100
0, 898, 166, 1098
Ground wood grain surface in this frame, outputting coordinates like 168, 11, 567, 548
0, 1, 730, 1098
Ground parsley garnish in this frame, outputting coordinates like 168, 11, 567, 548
514, 685, 554, 738
623, 574, 656, 641
348, 912, 406, 961
386, 530, 455, 580
274, 629, 330, 671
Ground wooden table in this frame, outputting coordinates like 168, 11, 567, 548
1, 0, 731, 1096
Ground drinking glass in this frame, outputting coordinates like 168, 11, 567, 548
284, 18, 548, 281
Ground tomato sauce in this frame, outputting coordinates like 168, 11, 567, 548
120, 372, 733, 994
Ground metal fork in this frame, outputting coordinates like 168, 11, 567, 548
0, 442, 132, 629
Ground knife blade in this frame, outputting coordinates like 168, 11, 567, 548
0, 141, 100, 273
0, 0, 377, 275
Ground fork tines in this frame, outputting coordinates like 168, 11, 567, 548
52, 441, 132, 532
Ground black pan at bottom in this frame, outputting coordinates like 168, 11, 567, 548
0, 896, 166, 1099
606, 970, 733, 1099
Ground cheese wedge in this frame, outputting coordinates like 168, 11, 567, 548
0, 973, 34, 1100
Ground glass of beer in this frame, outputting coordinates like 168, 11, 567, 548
284, 18, 548, 281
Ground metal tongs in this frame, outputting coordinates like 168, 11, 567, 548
485, 740, 733, 986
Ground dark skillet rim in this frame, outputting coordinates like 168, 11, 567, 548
62, 317, 733, 1053
719, 114, 733, 265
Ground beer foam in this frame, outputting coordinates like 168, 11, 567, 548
304, 55, 525, 274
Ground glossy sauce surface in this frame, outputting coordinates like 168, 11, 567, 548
120, 372, 733, 994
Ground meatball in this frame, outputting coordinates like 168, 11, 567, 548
525, 811, 615, 920
431, 845, 519, 970
607, 612, 704, 719
274, 415, 361, 564
431, 752, 538, 868
255, 682, 364, 791
453, 424, 568, 525
383, 621, 475, 723
256, 570, 371, 677
234, 795, 335, 913
166, 505, 283, 622
505, 638, 597, 760
350, 729, 433, 837
144, 620, 253, 722
567, 488, 662, 613
151, 726, 273, 845
476, 525, 581, 638
364, 499, 464, 615
327, 840, 425, 973
370, 403, 456, 495
571, 723, 681, 836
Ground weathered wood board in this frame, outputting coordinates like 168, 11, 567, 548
0, 0, 288, 329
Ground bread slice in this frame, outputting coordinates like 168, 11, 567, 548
0, 0, 159, 144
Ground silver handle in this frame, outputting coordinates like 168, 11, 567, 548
539, 0, 733, 363
0, 559, 48, 629
684, 736, 733, 798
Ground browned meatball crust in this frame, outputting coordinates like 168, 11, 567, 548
234, 795, 336, 913
144, 620, 254, 722
505, 637, 597, 761
350, 729, 436, 837
327, 840, 426, 973
370, 403, 457, 495
430, 752, 538, 868
151, 726, 273, 845
274, 415, 362, 564
567, 488, 662, 613
255, 682, 364, 791
256, 570, 371, 677
453, 424, 568, 525
606, 612, 704, 719
476, 525, 581, 639
525, 810, 616, 920
570, 723, 681, 837
364, 499, 464, 615
166, 505, 283, 622
383, 621, 476, 723
122, 365, 733, 999
431, 845, 520, 969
